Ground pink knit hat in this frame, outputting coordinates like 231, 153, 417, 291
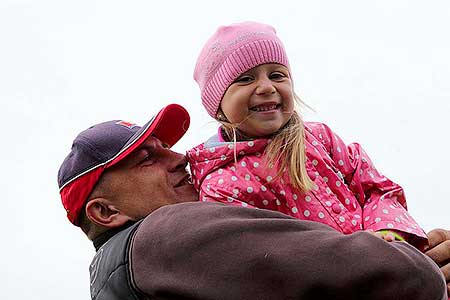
194, 21, 290, 118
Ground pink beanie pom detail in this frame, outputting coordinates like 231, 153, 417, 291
194, 21, 290, 118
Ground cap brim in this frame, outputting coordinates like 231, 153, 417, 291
106, 103, 190, 168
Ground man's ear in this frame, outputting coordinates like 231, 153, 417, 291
85, 198, 131, 229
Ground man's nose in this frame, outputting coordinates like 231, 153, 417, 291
167, 151, 188, 172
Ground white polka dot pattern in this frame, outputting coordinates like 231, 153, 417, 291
185, 122, 427, 245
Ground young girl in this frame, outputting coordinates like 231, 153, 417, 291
186, 21, 427, 248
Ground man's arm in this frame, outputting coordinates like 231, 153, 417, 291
131, 202, 447, 300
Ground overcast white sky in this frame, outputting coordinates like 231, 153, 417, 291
2, 0, 450, 299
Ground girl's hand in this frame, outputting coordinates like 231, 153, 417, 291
424, 228, 450, 294
369, 230, 406, 242
372, 230, 396, 242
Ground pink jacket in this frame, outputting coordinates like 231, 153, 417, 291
186, 122, 427, 248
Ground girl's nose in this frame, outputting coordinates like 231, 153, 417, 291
255, 78, 276, 95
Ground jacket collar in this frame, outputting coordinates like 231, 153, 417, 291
92, 221, 137, 251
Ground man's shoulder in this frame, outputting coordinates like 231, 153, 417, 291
134, 202, 333, 242
90, 222, 142, 300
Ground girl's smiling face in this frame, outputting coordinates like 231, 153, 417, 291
219, 63, 294, 138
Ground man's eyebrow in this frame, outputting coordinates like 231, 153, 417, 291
127, 147, 147, 163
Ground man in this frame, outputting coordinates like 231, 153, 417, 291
58, 104, 448, 300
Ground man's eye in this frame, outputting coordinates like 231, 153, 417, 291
140, 154, 155, 165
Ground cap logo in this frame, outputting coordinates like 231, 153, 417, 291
116, 120, 137, 129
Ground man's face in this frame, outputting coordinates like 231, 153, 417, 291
101, 136, 198, 220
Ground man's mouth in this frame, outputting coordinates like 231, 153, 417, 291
250, 103, 281, 112
174, 174, 192, 187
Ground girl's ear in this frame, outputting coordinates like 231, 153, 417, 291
216, 110, 227, 121
85, 198, 131, 229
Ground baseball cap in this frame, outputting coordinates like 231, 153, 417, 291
58, 103, 190, 225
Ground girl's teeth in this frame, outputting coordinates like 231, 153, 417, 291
253, 104, 277, 111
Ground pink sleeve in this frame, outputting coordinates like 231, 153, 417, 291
198, 168, 258, 210
320, 124, 428, 249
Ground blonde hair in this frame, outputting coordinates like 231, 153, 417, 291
218, 95, 314, 193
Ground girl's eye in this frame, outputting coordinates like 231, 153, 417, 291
270, 72, 286, 80
234, 75, 253, 83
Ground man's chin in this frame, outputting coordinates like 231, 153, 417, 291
175, 184, 199, 203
